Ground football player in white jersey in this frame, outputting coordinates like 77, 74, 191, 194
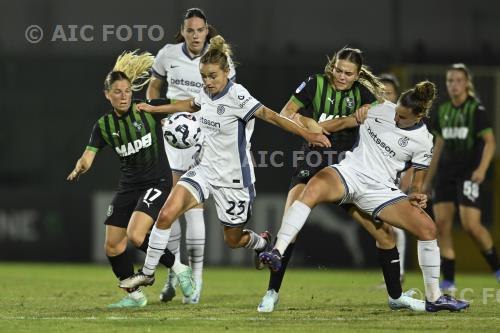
146, 8, 235, 304
260, 81, 470, 312
118, 35, 330, 292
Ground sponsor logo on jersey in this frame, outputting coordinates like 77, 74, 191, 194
367, 126, 395, 158
442, 127, 469, 139
238, 96, 254, 109
200, 116, 221, 129
238, 95, 245, 100
398, 136, 409, 147
133, 121, 143, 132
327, 97, 335, 104
170, 77, 203, 88
295, 81, 306, 94
217, 105, 225, 115
170, 65, 179, 68
114, 133, 152, 157
111, 131, 120, 137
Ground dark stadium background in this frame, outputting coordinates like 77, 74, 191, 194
1, 0, 498, 271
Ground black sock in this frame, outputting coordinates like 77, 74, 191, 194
441, 257, 455, 282
268, 242, 295, 293
378, 246, 402, 299
138, 233, 175, 268
481, 246, 500, 272
107, 250, 134, 281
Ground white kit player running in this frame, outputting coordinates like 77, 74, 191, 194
260, 81, 470, 312
119, 35, 330, 291
146, 8, 235, 304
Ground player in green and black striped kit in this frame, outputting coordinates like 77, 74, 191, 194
67, 51, 195, 308
424, 63, 499, 291
257, 47, 425, 312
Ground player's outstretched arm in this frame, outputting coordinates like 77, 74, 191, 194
136, 99, 200, 114
255, 106, 331, 147
67, 149, 96, 181
279, 99, 328, 134
319, 104, 371, 133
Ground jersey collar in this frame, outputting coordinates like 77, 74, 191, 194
399, 120, 424, 131
207, 80, 233, 101
182, 42, 208, 60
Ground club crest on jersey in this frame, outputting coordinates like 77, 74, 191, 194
345, 97, 354, 109
398, 136, 409, 147
133, 121, 143, 132
186, 170, 196, 177
217, 105, 225, 115
106, 205, 114, 217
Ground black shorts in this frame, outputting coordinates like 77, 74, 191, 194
289, 149, 344, 190
433, 174, 482, 208
104, 180, 172, 228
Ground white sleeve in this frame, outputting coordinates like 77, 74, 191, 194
152, 46, 168, 79
411, 132, 434, 169
230, 85, 262, 122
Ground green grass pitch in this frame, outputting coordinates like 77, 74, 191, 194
0, 263, 499, 332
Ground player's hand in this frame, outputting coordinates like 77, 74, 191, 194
67, 167, 83, 181
471, 168, 486, 184
355, 104, 370, 125
408, 193, 428, 209
136, 103, 155, 112
305, 132, 331, 148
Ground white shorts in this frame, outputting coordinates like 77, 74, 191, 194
164, 141, 201, 174
331, 164, 407, 223
178, 165, 256, 227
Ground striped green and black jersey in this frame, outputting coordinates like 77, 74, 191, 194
431, 96, 492, 173
86, 99, 171, 191
292, 74, 376, 154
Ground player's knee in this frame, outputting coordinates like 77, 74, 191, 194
462, 222, 481, 236
104, 241, 125, 256
126, 230, 144, 248
419, 221, 437, 240
157, 207, 175, 228
300, 183, 321, 207
376, 229, 396, 248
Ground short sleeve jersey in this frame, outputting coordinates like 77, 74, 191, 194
86, 99, 171, 191
193, 81, 262, 188
292, 74, 377, 154
431, 96, 492, 173
340, 101, 434, 187
152, 42, 236, 102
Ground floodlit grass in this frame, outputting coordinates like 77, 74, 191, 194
0, 263, 499, 332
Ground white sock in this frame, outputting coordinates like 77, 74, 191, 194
417, 239, 442, 302
275, 201, 311, 254
244, 229, 266, 251
185, 208, 205, 281
142, 225, 170, 276
393, 227, 406, 276
171, 257, 187, 274
167, 219, 181, 257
